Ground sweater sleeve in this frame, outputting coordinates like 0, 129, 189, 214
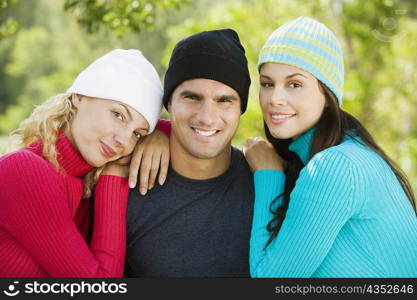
0, 151, 128, 277
250, 149, 362, 277
250, 169, 285, 266
155, 119, 171, 137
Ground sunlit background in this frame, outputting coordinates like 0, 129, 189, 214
0, 0, 416, 193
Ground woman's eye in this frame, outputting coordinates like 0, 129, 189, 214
261, 82, 273, 88
112, 111, 123, 120
134, 131, 143, 140
288, 82, 302, 88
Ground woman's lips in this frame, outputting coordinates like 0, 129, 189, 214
269, 113, 295, 124
100, 141, 116, 158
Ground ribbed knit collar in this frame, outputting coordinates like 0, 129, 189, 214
30, 131, 93, 178
288, 128, 358, 164
55, 131, 93, 177
288, 127, 316, 164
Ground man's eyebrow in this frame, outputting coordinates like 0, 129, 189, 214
180, 90, 202, 98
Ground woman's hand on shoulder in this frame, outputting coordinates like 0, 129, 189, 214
242, 137, 286, 173
128, 129, 170, 195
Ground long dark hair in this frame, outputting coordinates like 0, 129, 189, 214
264, 82, 417, 248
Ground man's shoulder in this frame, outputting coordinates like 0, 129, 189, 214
231, 146, 252, 174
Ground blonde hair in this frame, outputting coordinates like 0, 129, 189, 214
12, 93, 103, 198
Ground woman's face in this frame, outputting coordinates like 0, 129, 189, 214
259, 63, 326, 140
68, 95, 149, 167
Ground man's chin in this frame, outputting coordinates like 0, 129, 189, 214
192, 153, 220, 159
187, 145, 230, 160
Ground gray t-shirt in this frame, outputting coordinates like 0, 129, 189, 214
125, 147, 254, 277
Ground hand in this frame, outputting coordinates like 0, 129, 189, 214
128, 129, 170, 195
242, 137, 286, 172
101, 155, 131, 178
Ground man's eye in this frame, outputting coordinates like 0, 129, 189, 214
185, 94, 199, 100
219, 97, 232, 103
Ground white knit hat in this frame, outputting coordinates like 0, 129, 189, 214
67, 49, 163, 132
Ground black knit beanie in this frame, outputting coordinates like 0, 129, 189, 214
163, 29, 251, 113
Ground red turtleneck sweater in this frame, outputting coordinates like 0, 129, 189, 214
0, 119, 171, 278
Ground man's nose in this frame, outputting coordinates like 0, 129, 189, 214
195, 100, 217, 126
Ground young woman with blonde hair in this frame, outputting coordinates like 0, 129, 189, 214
0, 49, 169, 277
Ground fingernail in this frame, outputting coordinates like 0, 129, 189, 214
140, 188, 147, 196
129, 180, 135, 189
159, 177, 166, 185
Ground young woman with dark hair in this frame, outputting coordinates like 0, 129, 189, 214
243, 16, 417, 277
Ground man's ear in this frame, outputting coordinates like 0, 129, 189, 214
167, 100, 176, 122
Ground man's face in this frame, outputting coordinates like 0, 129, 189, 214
168, 78, 241, 160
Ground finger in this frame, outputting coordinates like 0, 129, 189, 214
241, 143, 247, 155
246, 137, 256, 145
243, 138, 256, 149
138, 152, 152, 196
148, 153, 161, 190
128, 148, 143, 189
158, 150, 169, 185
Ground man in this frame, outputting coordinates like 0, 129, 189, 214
125, 29, 253, 277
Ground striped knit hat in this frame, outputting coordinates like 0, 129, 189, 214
258, 16, 344, 105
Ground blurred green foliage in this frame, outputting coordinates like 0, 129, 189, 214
63, 0, 190, 37
0, 0, 19, 39
0, 0, 416, 192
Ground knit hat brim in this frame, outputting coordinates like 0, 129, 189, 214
67, 49, 163, 132
258, 16, 344, 105
163, 29, 251, 114
163, 53, 250, 113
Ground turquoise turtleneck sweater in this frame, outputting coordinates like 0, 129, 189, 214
250, 128, 417, 277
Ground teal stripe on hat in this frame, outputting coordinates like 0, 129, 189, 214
265, 36, 343, 75
283, 27, 343, 56
259, 53, 342, 103
260, 44, 343, 89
